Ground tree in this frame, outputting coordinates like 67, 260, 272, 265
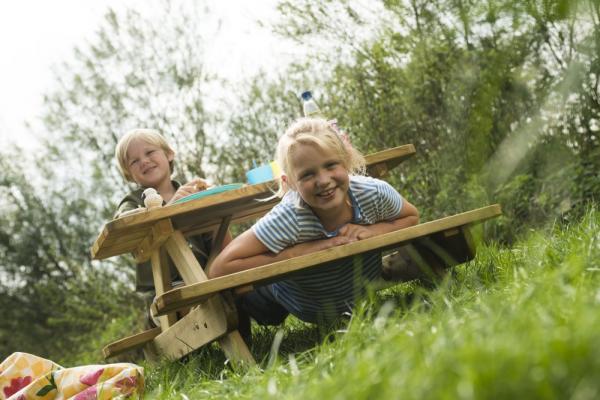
267, 0, 599, 235
2, 0, 224, 362
40, 2, 221, 218
0, 149, 140, 362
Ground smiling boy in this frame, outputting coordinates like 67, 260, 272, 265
114, 128, 231, 295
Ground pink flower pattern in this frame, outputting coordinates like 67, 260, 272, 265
73, 386, 97, 400
1, 353, 142, 399
80, 368, 104, 386
3, 376, 32, 398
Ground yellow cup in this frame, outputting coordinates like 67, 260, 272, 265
270, 161, 281, 178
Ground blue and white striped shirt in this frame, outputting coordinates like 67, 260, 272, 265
252, 175, 404, 323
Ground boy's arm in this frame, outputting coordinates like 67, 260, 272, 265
167, 178, 209, 204
113, 196, 141, 219
338, 199, 419, 240
208, 230, 354, 278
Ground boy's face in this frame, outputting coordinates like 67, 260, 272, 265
126, 138, 174, 188
289, 142, 350, 219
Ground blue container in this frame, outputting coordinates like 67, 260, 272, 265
246, 164, 274, 184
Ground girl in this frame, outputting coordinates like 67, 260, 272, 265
209, 118, 419, 326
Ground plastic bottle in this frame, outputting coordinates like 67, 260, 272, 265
301, 90, 351, 146
301, 90, 324, 118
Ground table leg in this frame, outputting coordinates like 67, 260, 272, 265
205, 215, 232, 275
164, 232, 207, 283
163, 231, 255, 365
151, 248, 177, 329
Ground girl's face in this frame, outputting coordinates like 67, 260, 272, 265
126, 137, 174, 188
289, 142, 350, 220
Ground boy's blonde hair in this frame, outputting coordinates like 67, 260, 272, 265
275, 117, 365, 197
115, 128, 175, 182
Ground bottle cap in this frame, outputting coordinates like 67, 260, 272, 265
301, 91, 313, 101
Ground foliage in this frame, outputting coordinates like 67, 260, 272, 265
1, 0, 223, 361
0, 150, 142, 363
208, 73, 306, 183
144, 207, 600, 399
40, 1, 222, 216
265, 0, 600, 237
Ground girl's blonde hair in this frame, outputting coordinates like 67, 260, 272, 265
275, 117, 365, 197
115, 128, 175, 182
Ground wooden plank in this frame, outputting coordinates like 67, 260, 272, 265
150, 296, 232, 361
151, 249, 177, 329
154, 204, 501, 316
92, 228, 153, 260
368, 163, 388, 178
461, 225, 477, 259
211, 292, 255, 367
164, 231, 208, 284
204, 216, 232, 275
95, 199, 271, 259
162, 230, 255, 364
90, 227, 109, 259
106, 183, 277, 232
102, 327, 161, 359
365, 144, 415, 178
219, 330, 255, 367
134, 220, 174, 263
364, 144, 415, 167
176, 202, 276, 237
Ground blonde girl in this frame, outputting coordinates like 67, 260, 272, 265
210, 117, 419, 326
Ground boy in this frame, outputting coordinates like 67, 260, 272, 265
114, 128, 231, 292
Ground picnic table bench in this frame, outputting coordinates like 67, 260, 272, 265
90, 144, 501, 365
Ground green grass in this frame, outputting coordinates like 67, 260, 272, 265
141, 209, 600, 399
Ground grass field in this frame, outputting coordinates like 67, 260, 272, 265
139, 209, 600, 399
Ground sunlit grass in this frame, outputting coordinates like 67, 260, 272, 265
144, 209, 600, 399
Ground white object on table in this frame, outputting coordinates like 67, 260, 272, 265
143, 188, 164, 209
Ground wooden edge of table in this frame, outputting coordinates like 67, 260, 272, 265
153, 204, 501, 316
103, 327, 161, 359
90, 144, 417, 260
90, 183, 278, 259
364, 144, 415, 172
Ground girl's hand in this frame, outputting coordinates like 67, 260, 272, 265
279, 235, 355, 259
168, 178, 209, 204
319, 235, 356, 250
338, 223, 375, 240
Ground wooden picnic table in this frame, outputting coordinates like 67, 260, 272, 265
91, 145, 421, 364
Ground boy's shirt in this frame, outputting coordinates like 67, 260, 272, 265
252, 175, 404, 323
114, 180, 181, 219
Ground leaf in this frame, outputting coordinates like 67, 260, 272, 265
35, 368, 58, 396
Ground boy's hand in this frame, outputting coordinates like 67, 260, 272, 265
168, 178, 210, 204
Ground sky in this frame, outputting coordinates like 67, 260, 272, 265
0, 0, 292, 151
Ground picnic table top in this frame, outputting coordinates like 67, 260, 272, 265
91, 144, 416, 260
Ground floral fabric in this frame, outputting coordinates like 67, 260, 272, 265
0, 352, 144, 400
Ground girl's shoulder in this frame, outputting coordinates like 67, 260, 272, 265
269, 192, 304, 216
349, 175, 388, 192
281, 190, 308, 209
267, 191, 318, 223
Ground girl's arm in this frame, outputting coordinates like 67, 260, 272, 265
208, 230, 354, 278
338, 199, 419, 240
